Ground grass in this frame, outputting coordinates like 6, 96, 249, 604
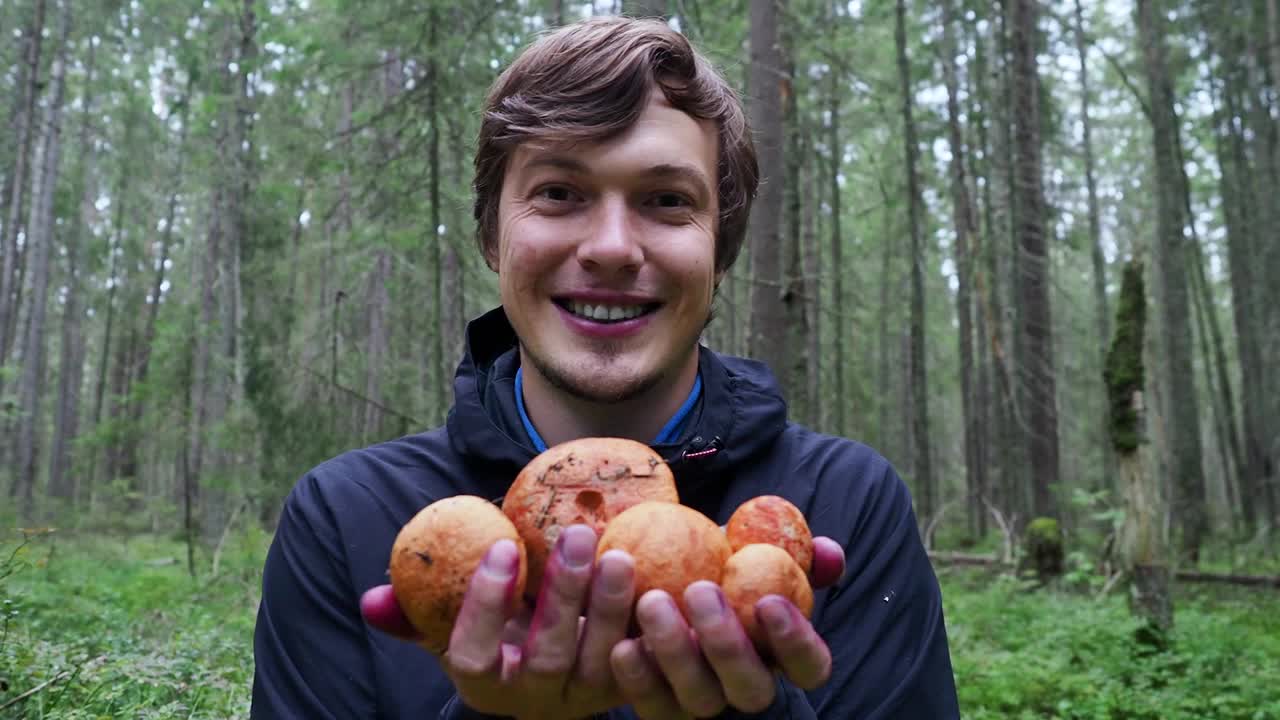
2, 529, 1278, 719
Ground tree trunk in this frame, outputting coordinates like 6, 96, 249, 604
1010, 0, 1059, 520
895, 0, 934, 522
803, 123, 822, 431
363, 250, 390, 441
827, 1, 845, 438
1106, 260, 1172, 644
48, 30, 97, 506
1136, 0, 1207, 562
942, 0, 982, 540
0, 0, 45, 380
746, 0, 789, 389
1073, 0, 1118, 496
11, 0, 70, 519
624, 0, 667, 18
1209, 27, 1270, 534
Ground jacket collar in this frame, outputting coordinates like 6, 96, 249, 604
446, 307, 789, 497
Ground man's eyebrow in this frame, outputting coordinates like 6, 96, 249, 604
642, 163, 714, 194
520, 155, 712, 194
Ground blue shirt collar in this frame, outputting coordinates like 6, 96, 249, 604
514, 367, 703, 453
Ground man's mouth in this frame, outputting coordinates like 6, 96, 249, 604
554, 299, 662, 323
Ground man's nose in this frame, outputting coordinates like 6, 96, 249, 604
576, 195, 643, 272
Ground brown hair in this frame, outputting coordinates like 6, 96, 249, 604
472, 16, 758, 274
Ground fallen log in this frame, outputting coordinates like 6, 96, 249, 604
927, 551, 1280, 589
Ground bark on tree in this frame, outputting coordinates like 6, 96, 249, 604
1136, 0, 1207, 562
12, 0, 71, 519
49, 33, 98, 505
1106, 260, 1172, 644
1010, 0, 1059, 520
783, 126, 808, 426
0, 0, 46, 379
1208, 25, 1273, 532
0, 0, 46, 381
1073, 0, 1118, 495
895, 0, 935, 522
747, 0, 789, 390
942, 0, 983, 539
363, 250, 390, 440
624, 0, 667, 18
827, 1, 845, 438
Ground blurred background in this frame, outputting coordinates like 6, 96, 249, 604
1, 0, 1278, 717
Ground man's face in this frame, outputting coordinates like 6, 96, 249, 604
493, 91, 720, 404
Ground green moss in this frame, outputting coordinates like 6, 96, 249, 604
1024, 517, 1064, 580
1104, 260, 1146, 454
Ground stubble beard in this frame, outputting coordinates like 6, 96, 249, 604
521, 311, 711, 405
523, 341, 664, 405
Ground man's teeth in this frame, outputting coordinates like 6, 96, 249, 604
568, 301, 648, 322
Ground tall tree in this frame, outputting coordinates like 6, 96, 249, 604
1073, 0, 1117, 494
826, 0, 846, 439
941, 0, 983, 538
746, 0, 789, 390
49, 33, 98, 505
1009, 0, 1059, 520
1136, 0, 1207, 561
0, 0, 46, 378
1107, 259, 1171, 645
12, 0, 72, 518
894, 0, 934, 522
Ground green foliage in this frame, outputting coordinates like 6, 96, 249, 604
0, 532, 258, 718
943, 570, 1280, 719
1103, 260, 1146, 454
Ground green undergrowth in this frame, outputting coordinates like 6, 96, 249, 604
3, 530, 1278, 718
942, 567, 1280, 719
1, 529, 265, 719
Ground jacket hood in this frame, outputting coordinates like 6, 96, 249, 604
446, 307, 790, 497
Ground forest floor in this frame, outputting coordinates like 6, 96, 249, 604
2, 530, 1279, 719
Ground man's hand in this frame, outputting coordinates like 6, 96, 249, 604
608, 536, 846, 719
362, 524, 634, 720
363, 530, 846, 720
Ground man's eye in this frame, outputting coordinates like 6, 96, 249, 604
651, 192, 691, 209
537, 186, 576, 202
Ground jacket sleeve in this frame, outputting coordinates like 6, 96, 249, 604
805, 460, 961, 719
252, 473, 381, 718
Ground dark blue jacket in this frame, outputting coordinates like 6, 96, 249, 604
252, 307, 960, 719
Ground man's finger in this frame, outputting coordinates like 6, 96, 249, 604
576, 549, 635, 689
757, 595, 832, 690
610, 638, 692, 720
810, 537, 846, 588
359, 584, 423, 642
520, 525, 597, 692
682, 581, 775, 713
444, 539, 522, 676
635, 590, 727, 718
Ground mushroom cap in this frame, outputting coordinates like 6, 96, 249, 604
504, 437, 678, 595
721, 543, 814, 650
597, 500, 731, 619
389, 495, 527, 654
725, 495, 814, 573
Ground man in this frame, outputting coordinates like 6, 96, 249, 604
252, 16, 959, 720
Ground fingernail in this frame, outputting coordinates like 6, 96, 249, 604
482, 539, 518, 580
685, 582, 726, 626
616, 641, 647, 680
599, 551, 633, 594
558, 525, 596, 570
759, 596, 792, 634
638, 592, 679, 634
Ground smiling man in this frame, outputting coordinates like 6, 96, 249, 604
252, 16, 959, 720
